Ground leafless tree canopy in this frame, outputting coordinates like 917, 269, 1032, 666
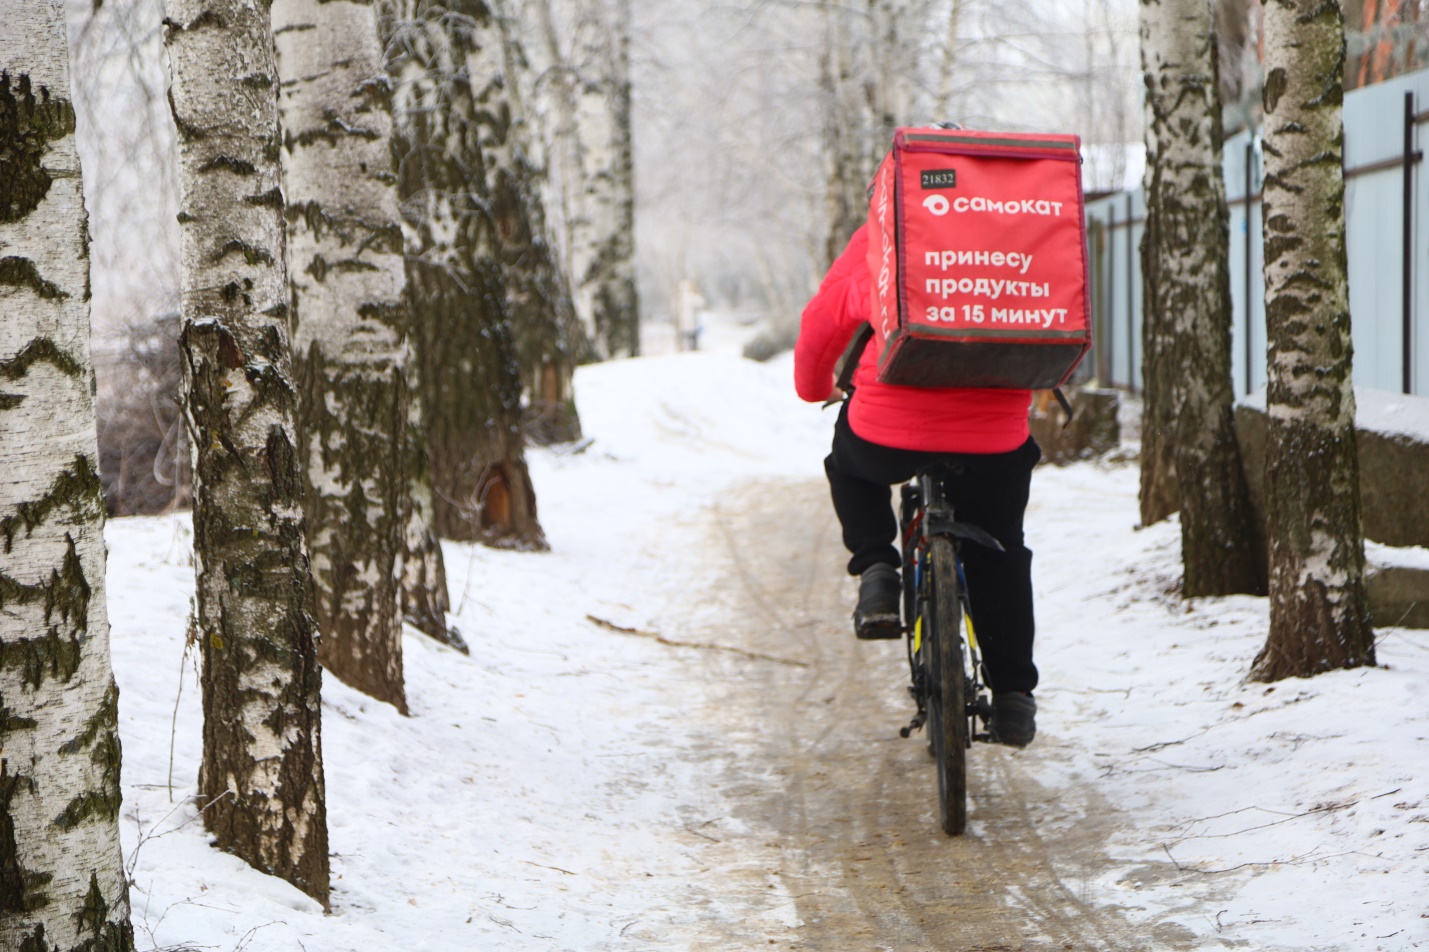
630, 0, 1140, 342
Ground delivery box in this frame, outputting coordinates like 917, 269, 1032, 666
866, 128, 1092, 390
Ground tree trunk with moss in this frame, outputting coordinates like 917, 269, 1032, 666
1252, 0, 1375, 681
486, 0, 584, 445
273, 0, 410, 711
0, 4, 136, 947
533, 0, 639, 359
378, 0, 544, 547
163, 0, 330, 904
1139, 0, 1264, 595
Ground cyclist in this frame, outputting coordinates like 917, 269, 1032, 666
794, 222, 1040, 748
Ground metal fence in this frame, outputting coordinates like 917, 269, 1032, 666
1085, 68, 1429, 398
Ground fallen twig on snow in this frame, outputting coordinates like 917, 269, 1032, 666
1169, 798, 1359, 841
586, 615, 810, 667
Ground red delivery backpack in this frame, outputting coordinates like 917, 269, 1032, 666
864, 127, 1092, 390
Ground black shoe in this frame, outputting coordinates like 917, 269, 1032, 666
988, 692, 1036, 748
854, 563, 901, 640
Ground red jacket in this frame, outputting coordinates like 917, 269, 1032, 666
794, 225, 1032, 453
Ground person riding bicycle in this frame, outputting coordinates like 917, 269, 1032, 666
794, 223, 1040, 748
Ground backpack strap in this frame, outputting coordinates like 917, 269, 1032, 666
1052, 387, 1074, 427
828, 324, 874, 404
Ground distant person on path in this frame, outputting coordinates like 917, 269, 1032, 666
794, 223, 1041, 747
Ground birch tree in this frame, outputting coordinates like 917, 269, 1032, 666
378, 0, 544, 547
0, 3, 135, 946
1138, 0, 1263, 595
1252, 0, 1375, 680
817, 0, 878, 268
487, 0, 584, 445
398, 386, 464, 650
870, 0, 924, 144
273, 0, 410, 711
534, 0, 639, 358
163, 0, 330, 902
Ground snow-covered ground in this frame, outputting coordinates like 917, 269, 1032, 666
107, 314, 1427, 950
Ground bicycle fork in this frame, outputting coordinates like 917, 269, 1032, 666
897, 476, 996, 744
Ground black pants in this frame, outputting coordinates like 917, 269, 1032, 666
824, 404, 1040, 693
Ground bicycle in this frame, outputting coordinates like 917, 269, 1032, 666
896, 464, 1003, 836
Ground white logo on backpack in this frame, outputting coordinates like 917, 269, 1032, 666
923, 195, 950, 216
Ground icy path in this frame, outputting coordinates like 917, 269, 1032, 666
106, 336, 1427, 950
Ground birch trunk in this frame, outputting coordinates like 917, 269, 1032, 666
0, 3, 136, 946
486, 0, 584, 445
869, 0, 918, 144
162, 0, 330, 903
273, 0, 410, 711
598, 0, 639, 359
818, 0, 878, 268
1136, 9, 1177, 530
377, 0, 545, 547
1138, 0, 1263, 594
535, 0, 638, 359
934, 0, 965, 118
398, 376, 464, 652
1252, 0, 1375, 680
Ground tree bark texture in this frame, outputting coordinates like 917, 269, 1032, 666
1136, 2, 1176, 529
273, 0, 410, 713
378, 0, 545, 548
485, 0, 584, 446
162, 0, 330, 903
0, 3, 136, 946
1252, 0, 1375, 681
869, 0, 918, 145
533, 0, 639, 359
818, 0, 878, 269
597, 0, 639, 359
397, 377, 465, 653
1138, 0, 1264, 596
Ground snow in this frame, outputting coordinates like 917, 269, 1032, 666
108, 315, 1427, 950
1240, 385, 1429, 443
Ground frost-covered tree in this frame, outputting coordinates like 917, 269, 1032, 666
163, 0, 330, 902
0, 3, 136, 947
1138, 0, 1263, 595
378, 0, 544, 547
1252, 0, 1375, 681
273, 0, 410, 711
533, 0, 639, 358
486, 0, 584, 445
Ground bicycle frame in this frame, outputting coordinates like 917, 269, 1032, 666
898, 469, 997, 745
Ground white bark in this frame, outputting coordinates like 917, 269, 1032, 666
1138, 0, 1262, 595
0, 0, 134, 947
1253, 0, 1374, 679
163, 0, 330, 901
818, 0, 879, 266
273, 0, 411, 711
532, 0, 638, 358
487, 0, 585, 440
377, 0, 545, 546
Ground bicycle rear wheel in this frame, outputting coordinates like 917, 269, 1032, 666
925, 536, 968, 835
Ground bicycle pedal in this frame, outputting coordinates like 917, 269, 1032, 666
855, 616, 903, 640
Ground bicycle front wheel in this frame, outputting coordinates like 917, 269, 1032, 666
925, 536, 968, 835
